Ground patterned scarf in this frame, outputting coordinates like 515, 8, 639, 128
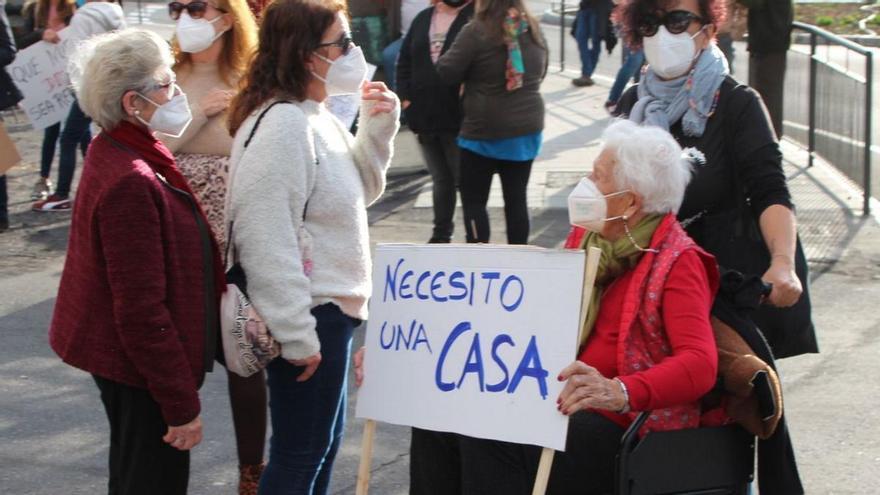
578, 214, 664, 347
630, 44, 729, 138
503, 8, 527, 91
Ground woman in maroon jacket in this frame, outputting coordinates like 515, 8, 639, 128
48, 28, 224, 494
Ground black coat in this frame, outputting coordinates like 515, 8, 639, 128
396, 4, 473, 135
0, 3, 23, 112
617, 78, 817, 361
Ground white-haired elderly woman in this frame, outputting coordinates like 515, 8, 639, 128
49, 28, 225, 494
449, 120, 721, 495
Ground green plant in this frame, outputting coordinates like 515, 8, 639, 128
817, 16, 834, 27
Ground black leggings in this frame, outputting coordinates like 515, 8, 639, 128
459, 148, 533, 244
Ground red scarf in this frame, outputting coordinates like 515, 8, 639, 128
105, 121, 227, 299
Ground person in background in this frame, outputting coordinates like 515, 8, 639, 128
746, 0, 792, 138
245, 0, 269, 20
715, 0, 746, 73
382, 0, 427, 90
225, 0, 398, 492
604, 41, 642, 114
571, 0, 612, 87
1, 0, 24, 233
49, 28, 225, 494
436, 0, 547, 245
159, 0, 262, 493
19, 0, 91, 200
31, 0, 124, 212
396, 0, 474, 243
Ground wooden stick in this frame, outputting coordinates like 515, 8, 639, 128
531, 247, 602, 495
355, 419, 377, 495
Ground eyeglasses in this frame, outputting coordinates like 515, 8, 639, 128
317, 34, 354, 56
167, 1, 224, 20
637, 10, 703, 38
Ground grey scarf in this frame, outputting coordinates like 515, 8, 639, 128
630, 43, 729, 138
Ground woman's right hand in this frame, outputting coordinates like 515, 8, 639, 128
42, 29, 60, 44
353, 346, 365, 387
200, 89, 234, 117
289, 352, 322, 382
163, 415, 203, 451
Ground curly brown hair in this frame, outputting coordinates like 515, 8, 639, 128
613, 0, 727, 49
227, 0, 347, 136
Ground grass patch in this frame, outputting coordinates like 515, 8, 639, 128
795, 2, 878, 35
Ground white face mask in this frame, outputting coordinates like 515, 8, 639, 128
312, 46, 368, 96
176, 12, 225, 53
135, 86, 193, 138
567, 177, 630, 232
643, 25, 705, 79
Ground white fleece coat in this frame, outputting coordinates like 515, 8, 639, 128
226, 97, 399, 360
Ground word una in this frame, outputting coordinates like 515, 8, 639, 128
379, 320, 433, 353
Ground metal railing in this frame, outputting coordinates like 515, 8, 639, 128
785, 22, 874, 215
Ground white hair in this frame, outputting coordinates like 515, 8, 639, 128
70, 29, 174, 130
601, 119, 694, 214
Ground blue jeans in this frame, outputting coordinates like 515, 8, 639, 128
382, 37, 403, 90
259, 303, 357, 495
607, 48, 644, 104
55, 99, 92, 198
575, 8, 602, 78
41, 121, 90, 179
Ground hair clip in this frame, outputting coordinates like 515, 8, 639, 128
681, 147, 706, 166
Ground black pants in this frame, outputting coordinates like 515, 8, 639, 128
0, 175, 7, 221
93, 375, 189, 495
417, 133, 460, 242
749, 51, 787, 139
409, 412, 623, 495
459, 148, 533, 244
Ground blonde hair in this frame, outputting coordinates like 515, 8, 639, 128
172, 0, 259, 86
72, 29, 175, 130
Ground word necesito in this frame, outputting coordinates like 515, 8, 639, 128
383, 258, 525, 312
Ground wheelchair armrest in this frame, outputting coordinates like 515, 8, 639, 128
619, 411, 650, 454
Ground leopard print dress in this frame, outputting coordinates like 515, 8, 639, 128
175, 153, 229, 253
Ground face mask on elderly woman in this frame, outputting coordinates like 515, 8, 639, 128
567, 177, 631, 232
134, 85, 194, 138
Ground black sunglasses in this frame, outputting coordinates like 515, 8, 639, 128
637, 10, 703, 38
168, 1, 224, 20
317, 34, 354, 56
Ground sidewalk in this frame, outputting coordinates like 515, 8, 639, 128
1, 47, 879, 495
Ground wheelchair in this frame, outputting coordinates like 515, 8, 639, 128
615, 411, 756, 495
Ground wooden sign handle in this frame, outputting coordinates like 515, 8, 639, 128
355, 419, 377, 495
531, 246, 602, 495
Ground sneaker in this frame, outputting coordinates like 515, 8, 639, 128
572, 76, 594, 87
31, 178, 52, 200
428, 236, 452, 244
32, 194, 71, 212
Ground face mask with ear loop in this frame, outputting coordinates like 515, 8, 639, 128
133, 85, 194, 138
567, 178, 631, 232
311, 46, 368, 96
176, 11, 227, 53
643, 24, 707, 79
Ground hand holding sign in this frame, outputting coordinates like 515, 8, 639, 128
556, 361, 626, 415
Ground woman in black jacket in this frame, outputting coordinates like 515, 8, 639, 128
609, 0, 809, 492
1, 0, 24, 232
396, 0, 474, 243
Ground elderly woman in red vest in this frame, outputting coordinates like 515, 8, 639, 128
444, 119, 720, 495
48, 28, 224, 494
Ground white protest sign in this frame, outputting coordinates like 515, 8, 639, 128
5, 41, 74, 130
356, 244, 586, 451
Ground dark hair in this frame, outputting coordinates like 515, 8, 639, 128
227, 0, 347, 135
474, 0, 545, 48
613, 0, 727, 49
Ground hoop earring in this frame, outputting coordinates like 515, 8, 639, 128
622, 215, 659, 254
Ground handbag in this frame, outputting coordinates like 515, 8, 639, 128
220, 101, 320, 377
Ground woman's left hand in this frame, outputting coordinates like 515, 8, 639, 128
557, 361, 626, 415
762, 257, 802, 307
361, 81, 398, 116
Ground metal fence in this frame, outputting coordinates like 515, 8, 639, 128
783, 22, 874, 215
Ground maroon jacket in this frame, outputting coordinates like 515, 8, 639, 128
49, 123, 218, 426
